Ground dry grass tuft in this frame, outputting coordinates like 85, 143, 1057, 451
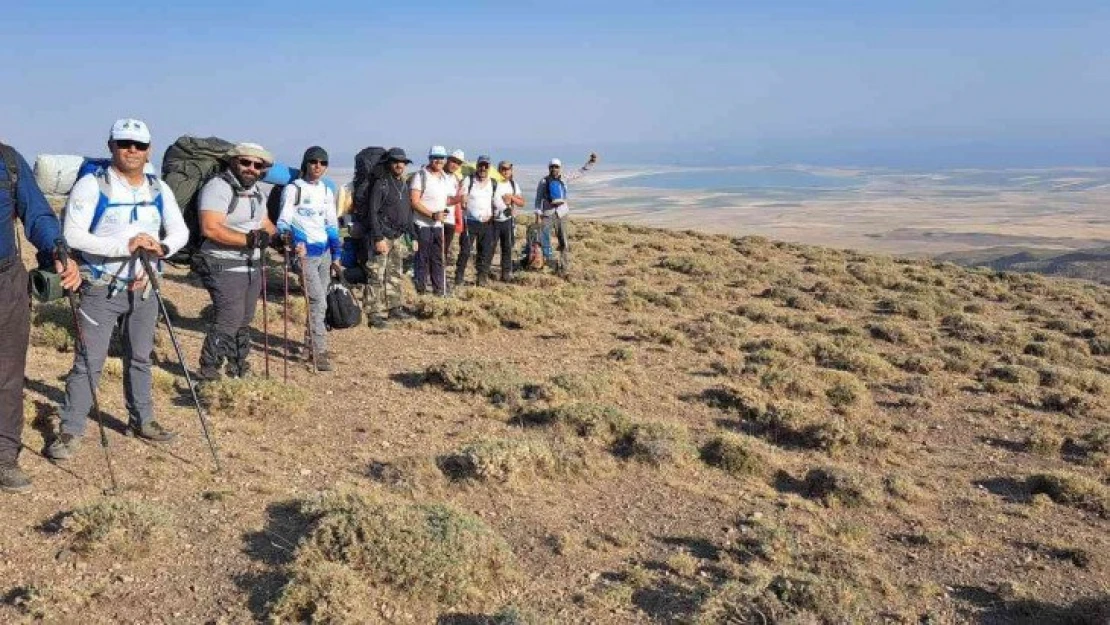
271, 491, 519, 619
517, 402, 633, 445
198, 377, 308, 419
437, 437, 586, 482
63, 499, 171, 557
425, 359, 526, 405
700, 433, 767, 477
614, 420, 694, 466
803, 467, 879, 508
1027, 472, 1110, 518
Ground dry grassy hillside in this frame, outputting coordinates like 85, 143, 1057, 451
2, 219, 1109, 624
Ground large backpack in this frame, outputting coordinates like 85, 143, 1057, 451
524, 223, 546, 270
351, 147, 388, 222
161, 136, 235, 258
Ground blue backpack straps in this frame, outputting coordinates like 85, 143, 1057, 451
88, 169, 165, 233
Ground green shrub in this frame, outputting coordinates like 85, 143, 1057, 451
803, 467, 878, 507
518, 403, 632, 444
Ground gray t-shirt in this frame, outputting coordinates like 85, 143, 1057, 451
198, 176, 269, 269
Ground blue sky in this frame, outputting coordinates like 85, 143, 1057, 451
1, 0, 1107, 167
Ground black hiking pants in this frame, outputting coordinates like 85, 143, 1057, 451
455, 220, 494, 284
492, 218, 514, 279
0, 258, 30, 466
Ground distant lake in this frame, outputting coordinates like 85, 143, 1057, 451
611, 168, 860, 192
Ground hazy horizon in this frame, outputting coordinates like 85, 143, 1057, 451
3, 1, 1107, 171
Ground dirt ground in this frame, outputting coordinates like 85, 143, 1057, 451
1, 219, 1108, 624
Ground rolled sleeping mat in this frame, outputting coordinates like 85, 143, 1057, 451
33, 155, 85, 196
29, 269, 65, 303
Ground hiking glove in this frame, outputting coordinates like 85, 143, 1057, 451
245, 229, 271, 249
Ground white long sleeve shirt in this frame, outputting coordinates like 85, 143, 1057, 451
63, 167, 188, 282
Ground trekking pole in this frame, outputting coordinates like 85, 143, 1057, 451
55, 239, 119, 494
282, 244, 290, 383
260, 250, 270, 379
296, 249, 318, 373
137, 251, 222, 472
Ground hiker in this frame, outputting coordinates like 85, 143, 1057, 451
492, 160, 526, 281
410, 146, 455, 295
363, 147, 415, 328
46, 118, 190, 461
193, 143, 277, 381
276, 146, 342, 371
454, 155, 498, 287
0, 143, 81, 490
533, 152, 598, 272
443, 149, 465, 266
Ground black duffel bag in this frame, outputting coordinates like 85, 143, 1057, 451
325, 275, 362, 330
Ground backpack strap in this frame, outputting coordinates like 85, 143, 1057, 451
88, 170, 165, 233
0, 143, 22, 256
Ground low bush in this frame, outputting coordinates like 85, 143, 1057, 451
198, 377, 308, 419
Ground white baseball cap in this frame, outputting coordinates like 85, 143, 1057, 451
449, 149, 466, 162
429, 145, 448, 159
110, 118, 151, 143
548, 158, 562, 167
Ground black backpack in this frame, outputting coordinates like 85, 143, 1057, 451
325, 277, 361, 329
161, 136, 235, 258
352, 147, 389, 221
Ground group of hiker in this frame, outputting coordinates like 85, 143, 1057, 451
0, 118, 597, 493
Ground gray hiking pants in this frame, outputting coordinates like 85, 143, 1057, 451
301, 252, 330, 354
60, 284, 159, 436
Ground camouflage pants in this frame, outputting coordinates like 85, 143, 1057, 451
363, 237, 404, 318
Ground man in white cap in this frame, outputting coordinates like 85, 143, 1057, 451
442, 149, 466, 266
47, 118, 190, 460
193, 142, 277, 381
409, 145, 456, 295
534, 152, 598, 273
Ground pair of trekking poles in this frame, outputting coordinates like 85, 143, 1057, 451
56, 240, 219, 494
59, 237, 317, 494
265, 236, 317, 380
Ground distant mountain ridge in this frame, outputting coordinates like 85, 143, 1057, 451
936, 245, 1110, 285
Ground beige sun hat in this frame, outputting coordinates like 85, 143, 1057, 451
226, 142, 274, 165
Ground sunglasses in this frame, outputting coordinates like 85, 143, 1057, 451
477, 163, 490, 168
499, 166, 512, 171
307, 159, 328, 166
114, 140, 150, 151
237, 158, 268, 171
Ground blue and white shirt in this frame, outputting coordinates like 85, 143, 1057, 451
63, 167, 188, 283
276, 178, 341, 258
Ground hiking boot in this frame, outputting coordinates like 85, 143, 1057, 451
129, 421, 176, 443
476, 274, 488, 288
369, 315, 389, 329
194, 363, 222, 383
314, 352, 333, 372
45, 433, 80, 461
0, 465, 31, 494
388, 307, 412, 321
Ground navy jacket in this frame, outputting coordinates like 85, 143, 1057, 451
0, 146, 61, 268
